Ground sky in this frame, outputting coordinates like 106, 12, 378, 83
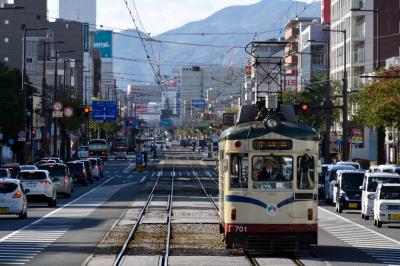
47, 0, 261, 34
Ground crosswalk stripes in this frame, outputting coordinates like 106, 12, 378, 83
0, 229, 68, 265
319, 207, 400, 265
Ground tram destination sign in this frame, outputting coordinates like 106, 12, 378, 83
253, 139, 293, 150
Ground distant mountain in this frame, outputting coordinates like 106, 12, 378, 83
113, 0, 321, 87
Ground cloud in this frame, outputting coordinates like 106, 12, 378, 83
48, 0, 261, 33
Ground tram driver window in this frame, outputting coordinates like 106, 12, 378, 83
297, 155, 315, 190
252, 156, 293, 189
230, 154, 248, 189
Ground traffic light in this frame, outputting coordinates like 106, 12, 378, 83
299, 103, 309, 112
83, 107, 90, 114
31, 128, 36, 138
388, 132, 393, 140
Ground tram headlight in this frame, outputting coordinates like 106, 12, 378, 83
263, 114, 281, 130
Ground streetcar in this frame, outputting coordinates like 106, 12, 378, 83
218, 102, 320, 251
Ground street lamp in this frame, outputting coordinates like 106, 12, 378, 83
322, 28, 349, 161
350, 8, 379, 69
21, 26, 49, 163
52, 50, 74, 156
41, 40, 64, 157
309, 39, 332, 163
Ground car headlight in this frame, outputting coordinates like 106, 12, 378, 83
380, 204, 388, 211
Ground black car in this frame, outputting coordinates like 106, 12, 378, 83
66, 161, 88, 186
335, 170, 365, 213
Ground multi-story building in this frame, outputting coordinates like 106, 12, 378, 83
58, 0, 96, 30
285, 17, 319, 92
330, 0, 400, 161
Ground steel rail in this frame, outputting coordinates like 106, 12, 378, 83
113, 163, 166, 266
192, 165, 219, 212
163, 162, 174, 266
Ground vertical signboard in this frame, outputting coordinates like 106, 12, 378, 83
321, 0, 331, 25
83, 23, 89, 52
93, 31, 113, 58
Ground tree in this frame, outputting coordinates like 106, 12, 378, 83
356, 66, 400, 163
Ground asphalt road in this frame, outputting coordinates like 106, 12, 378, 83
0, 150, 399, 266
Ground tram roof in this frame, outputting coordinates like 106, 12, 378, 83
220, 121, 319, 141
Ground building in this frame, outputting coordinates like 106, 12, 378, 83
299, 20, 329, 89
330, 0, 400, 161
284, 17, 319, 92
58, 0, 96, 30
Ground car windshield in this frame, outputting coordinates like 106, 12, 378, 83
0, 182, 18, 193
80, 147, 88, 151
252, 156, 293, 189
116, 147, 126, 152
17, 171, 47, 180
329, 167, 355, 181
8, 167, 21, 178
341, 172, 364, 190
21, 166, 36, 170
380, 186, 400, 200
38, 165, 65, 177
67, 163, 83, 175
0, 169, 8, 178
367, 176, 400, 192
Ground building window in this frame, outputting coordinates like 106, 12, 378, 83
4, 37, 9, 43
4, 57, 8, 62
26, 58, 32, 63
4, 20, 9, 25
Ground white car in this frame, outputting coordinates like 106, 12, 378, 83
374, 183, 400, 228
88, 158, 100, 180
78, 146, 89, 159
377, 165, 400, 175
360, 173, 400, 220
336, 161, 361, 170
16, 170, 57, 207
0, 178, 28, 219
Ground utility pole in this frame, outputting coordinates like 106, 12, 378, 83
21, 26, 27, 163
53, 51, 59, 156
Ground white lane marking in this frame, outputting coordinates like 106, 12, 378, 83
319, 207, 400, 265
122, 163, 135, 174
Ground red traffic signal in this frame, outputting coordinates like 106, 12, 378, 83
299, 103, 309, 112
83, 107, 90, 113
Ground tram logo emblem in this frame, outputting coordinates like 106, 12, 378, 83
266, 204, 279, 216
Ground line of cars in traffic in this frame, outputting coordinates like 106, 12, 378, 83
320, 162, 400, 228
0, 156, 105, 219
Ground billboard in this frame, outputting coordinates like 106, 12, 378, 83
94, 31, 113, 58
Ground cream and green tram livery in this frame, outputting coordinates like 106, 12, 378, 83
218, 114, 320, 251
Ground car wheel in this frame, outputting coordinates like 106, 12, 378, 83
65, 193, 72, 198
361, 213, 364, 219
336, 202, 343, 213
18, 211, 27, 219
365, 215, 369, 220
90, 178, 94, 184
374, 219, 377, 226
377, 220, 383, 228
48, 197, 57, 207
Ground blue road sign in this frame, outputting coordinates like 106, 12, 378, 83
192, 99, 205, 108
135, 153, 143, 163
160, 119, 173, 128
92, 101, 117, 121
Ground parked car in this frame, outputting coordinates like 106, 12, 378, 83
38, 163, 73, 198
66, 161, 88, 186
78, 146, 89, 159
20, 165, 38, 171
0, 168, 11, 178
16, 170, 57, 207
334, 170, 365, 213
88, 158, 100, 181
0, 178, 28, 219
115, 147, 128, 160
374, 183, 400, 228
77, 160, 94, 183
336, 161, 361, 170
325, 165, 356, 204
377, 165, 400, 175
360, 172, 400, 220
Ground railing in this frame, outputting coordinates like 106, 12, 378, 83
353, 49, 365, 63
352, 0, 365, 9
352, 24, 365, 38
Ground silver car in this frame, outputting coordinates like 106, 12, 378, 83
37, 164, 73, 198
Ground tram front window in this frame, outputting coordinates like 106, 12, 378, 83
230, 154, 248, 189
252, 156, 293, 189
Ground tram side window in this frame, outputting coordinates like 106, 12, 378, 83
230, 154, 248, 189
297, 156, 316, 190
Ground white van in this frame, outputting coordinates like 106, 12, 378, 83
378, 165, 400, 175
360, 173, 400, 220
373, 183, 400, 228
